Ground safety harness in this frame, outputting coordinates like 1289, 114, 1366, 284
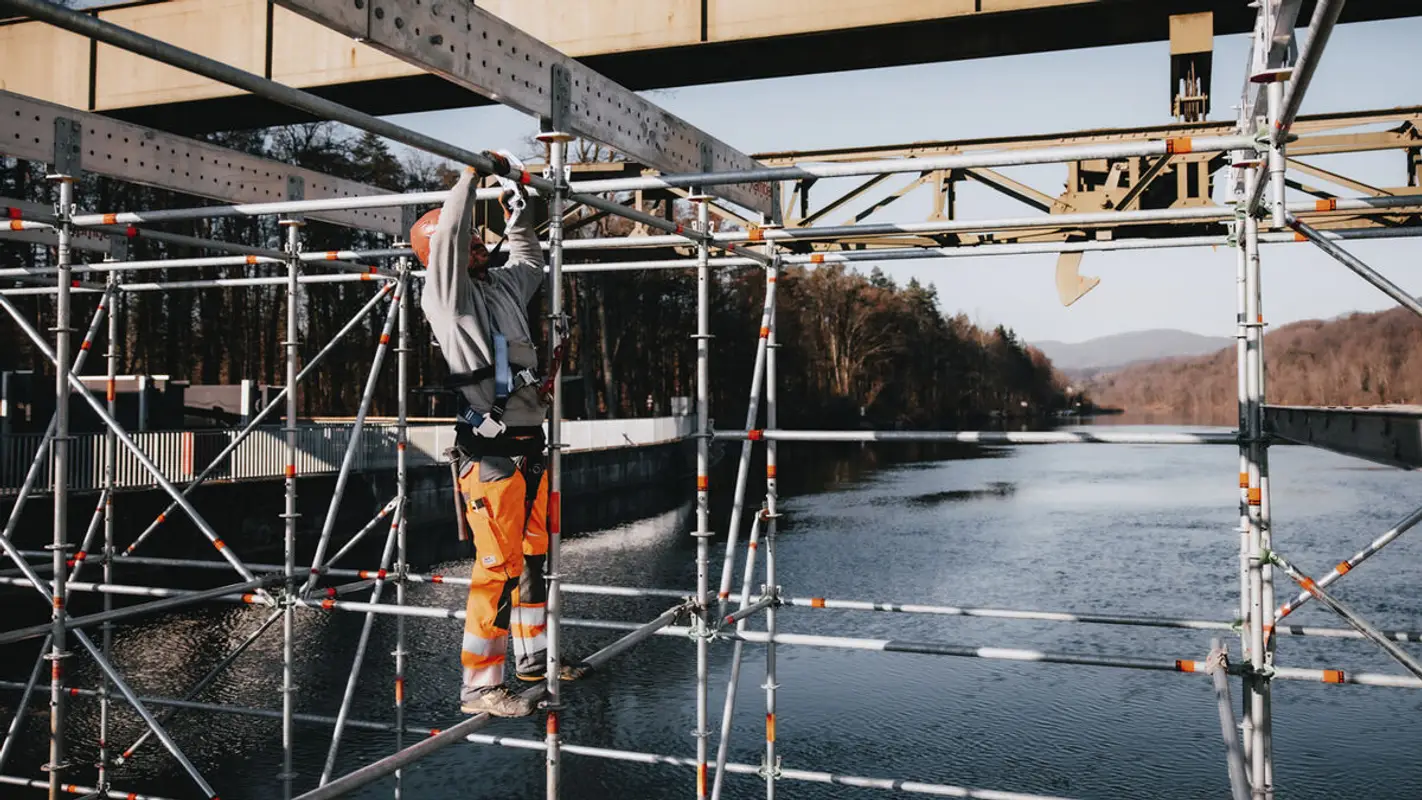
445, 331, 542, 439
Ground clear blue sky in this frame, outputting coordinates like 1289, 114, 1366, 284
383, 17, 1421, 345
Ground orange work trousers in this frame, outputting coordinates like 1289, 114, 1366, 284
456, 453, 549, 701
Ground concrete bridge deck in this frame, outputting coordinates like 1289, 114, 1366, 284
1, 0, 1415, 132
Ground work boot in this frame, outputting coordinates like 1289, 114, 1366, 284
517, 657, 592, 683
460, 686, 536, 718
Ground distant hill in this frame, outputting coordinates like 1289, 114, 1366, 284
1084, 307, 1422, 423
1032, 329, 1234, 376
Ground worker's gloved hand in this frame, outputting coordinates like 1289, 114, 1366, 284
499, 186, 528, 221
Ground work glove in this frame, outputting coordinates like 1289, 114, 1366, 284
484, 149, 530, 225
499, 186, 529, 221
481, 150, 512, 177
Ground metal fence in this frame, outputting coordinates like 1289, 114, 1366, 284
0, 416, 692, 495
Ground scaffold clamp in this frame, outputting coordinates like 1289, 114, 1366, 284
758, 755, 782, 780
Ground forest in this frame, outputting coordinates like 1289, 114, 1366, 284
1, 123, 1072, 429
1087, 305, 1422, 424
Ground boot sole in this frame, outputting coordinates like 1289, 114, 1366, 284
460, 703, 534, 718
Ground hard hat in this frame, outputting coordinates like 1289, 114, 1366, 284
409, 207, 441, 267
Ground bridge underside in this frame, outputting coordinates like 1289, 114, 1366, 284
0, 0, 1414, 133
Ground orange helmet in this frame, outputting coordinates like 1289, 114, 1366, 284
409, 207, 441, 267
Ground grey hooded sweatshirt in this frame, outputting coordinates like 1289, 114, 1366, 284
420, 167, 547, 429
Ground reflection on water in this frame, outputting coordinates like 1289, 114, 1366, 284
873, 481, 1017, 506
3, 427, 1422, 799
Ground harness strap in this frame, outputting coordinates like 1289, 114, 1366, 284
493, 333, 511, 406
446, 363, 535, 390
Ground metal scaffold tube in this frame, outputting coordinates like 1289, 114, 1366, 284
763, 252, 781, 798
1208, 641, 1252, 800
542, 131, 571, 800
0, 634, 50, 775
711, 509, 763, 800
692, 195, 713, 800
1265, 551, 1422, 681
112, 609, 284, 767
301, 273, 406, 595
280, 217, 303, 800
318, 498, 404, 785
0, 534, 220, 797
1276, 503, 1422, 622
46, 173, 75, 800
0, 279, 113, 552
120, 282, 394, 560
0, 297, 260, 583
716, 430, 1238, 444
712, 243, 779, 616
1241, 164, 1271, 800
9, 568, 1417, 643
1279, 0, 1345, 135
1288, 216, 1422, 319
393, 252, 412, 800
291, 607, 685, 800
551, 618, 1422, 689
0, 577, 278, 646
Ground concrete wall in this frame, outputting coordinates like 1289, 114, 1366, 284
1, 437, 694, 569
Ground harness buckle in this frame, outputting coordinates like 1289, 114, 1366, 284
458, 406, 508, 438
475, 415, 507, 438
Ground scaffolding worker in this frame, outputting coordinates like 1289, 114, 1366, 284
411, 153, 586, 718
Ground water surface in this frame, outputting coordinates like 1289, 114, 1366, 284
4, 426, 1421, 799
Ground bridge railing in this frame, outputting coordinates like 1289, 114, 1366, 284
0, 417, 691, 496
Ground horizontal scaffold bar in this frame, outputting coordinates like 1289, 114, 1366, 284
567, 225, 1422, 272
567, 619, 1422, 689
0, 774, 179, 800
14, 558, 1417, 643
556, 195, 1422, 251
0, 249, 404, 279
0, 576, 277, 646
714, 430, 1240, 444
51, 136, 1263, 230
0, 682, 1076, 800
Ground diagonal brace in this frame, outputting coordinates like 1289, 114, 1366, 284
0, 293, 258, 583
1288, 215, 1422, 318
1267, 550, 1422, 681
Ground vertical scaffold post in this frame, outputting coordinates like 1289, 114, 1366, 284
280, 215, 304, 800
393, 252, 411, 800
1230, 150, 1255, 779
98, 236, 123, 794
1266, 78, 1288, 230
1259, 72, 1286, 798
763, 251, 781, 798
539, 128, 572, 800
46, 166, 76, 800
692, 195, 713, 800
1241, 167, 1270, 800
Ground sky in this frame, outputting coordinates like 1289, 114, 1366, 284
381, 16, 1422, 345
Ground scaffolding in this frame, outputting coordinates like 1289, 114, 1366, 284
0, 0, 1420, 798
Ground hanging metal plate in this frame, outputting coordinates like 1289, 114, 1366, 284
1, 90, 402, 235
274, 0, 774, 217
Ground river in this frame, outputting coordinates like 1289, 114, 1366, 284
3, 425, 1421, 799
